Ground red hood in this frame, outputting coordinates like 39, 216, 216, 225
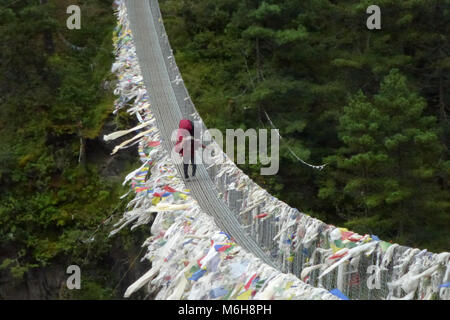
179, 119, 193, 131
178, 119, 193, 139
175, 119, 203, 156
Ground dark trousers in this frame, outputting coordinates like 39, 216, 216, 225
183, 153, 196, 178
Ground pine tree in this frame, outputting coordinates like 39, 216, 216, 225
320, 69, 448, 248
160, 0, 449, 250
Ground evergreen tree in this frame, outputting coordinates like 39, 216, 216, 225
320, 69, 449, 249
0, 0, 148, 299
160, 0, 449, 250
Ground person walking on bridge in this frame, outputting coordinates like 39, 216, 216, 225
175, 119, 204, 181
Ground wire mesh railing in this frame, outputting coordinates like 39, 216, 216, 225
112, 0, 450, 300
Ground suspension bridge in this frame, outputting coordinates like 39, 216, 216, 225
107, 0, 450, 300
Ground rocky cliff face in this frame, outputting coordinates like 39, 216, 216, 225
0, 242, 150, 300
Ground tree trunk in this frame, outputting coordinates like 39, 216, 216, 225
78, 121, 86, 166
438, 73, 448, 190
78, 136, 86, 166
439, 73, 448, 145
256, 38, 261, 81
256, 38, 264, 124
40, 0, 55, 54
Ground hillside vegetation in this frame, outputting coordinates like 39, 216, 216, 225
0, 0, 448, 300
159, 0, 449, 251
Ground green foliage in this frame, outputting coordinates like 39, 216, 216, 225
68, 280, 114, 300
1, 0, 449, 300
322, 70, 449, 249
160, 0, 449, 251
0, 0, 146, 299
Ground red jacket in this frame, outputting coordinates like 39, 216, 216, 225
175, 119, 193, 156
175, 119, 204, 157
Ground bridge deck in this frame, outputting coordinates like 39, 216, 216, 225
124, 0, 276, 268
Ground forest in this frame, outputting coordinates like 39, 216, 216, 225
0, 0, 448, 299
159, 0, 449, 251
0, 0, 148, 299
